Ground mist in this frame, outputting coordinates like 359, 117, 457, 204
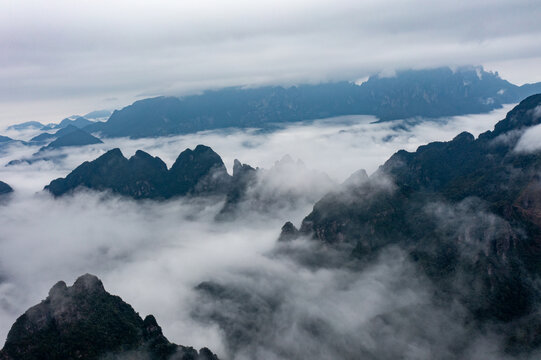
0, 106, 525, 359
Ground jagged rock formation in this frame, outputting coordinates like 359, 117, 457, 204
216, 159, 258, 219
0, 274, 219, 360
281, 94, 541, 353
84, 67, 541, 138
44, 146, 334, 221
0, 181, 13, 195
45, 145, 232, 199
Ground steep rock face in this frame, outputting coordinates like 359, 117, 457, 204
0, 274, 219, 360
285, 95, 541, 348
45, 145, 232, 200
0, 181, 13, 195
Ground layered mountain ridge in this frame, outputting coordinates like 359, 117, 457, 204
84, 67, 541, 138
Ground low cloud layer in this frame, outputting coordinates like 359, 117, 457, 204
1, 0, 540, 125
0, 107, 530, 358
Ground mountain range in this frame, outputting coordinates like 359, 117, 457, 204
6, 111, 111, 132
83, 66, 541, 138
44, 144, 335, 219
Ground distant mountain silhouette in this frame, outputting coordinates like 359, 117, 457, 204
41, 116, 95, 131
6, 121, 43, 131
280, 94, 541, 353
57, 116, 95, 129
0, 136, 27, 153
6, 127, 103, 166
0, 136, 12, 144
30, 124, 81, 144
84, 109, 112, 119
39, 127, 103, 151
0, 274, 219, 360
0, 181, 13, 195
84, 67, 541, 138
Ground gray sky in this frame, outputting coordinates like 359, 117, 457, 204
1, 0, 541, 126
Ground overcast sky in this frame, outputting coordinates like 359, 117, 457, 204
1, 0, 540, 126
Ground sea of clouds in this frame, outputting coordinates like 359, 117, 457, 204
0, 105, 523, 359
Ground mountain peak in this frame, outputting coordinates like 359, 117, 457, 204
452, 131, 475, 143
72, 273, 105, 294
0, 181, 13, 195
48, 280, 68, 298
0, 275, 220, 359
101, 148, 125, 160
278, 221, 300, 242
194, 144, 214, 153
232, 159, 255, 177
39, 128, 103, 151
